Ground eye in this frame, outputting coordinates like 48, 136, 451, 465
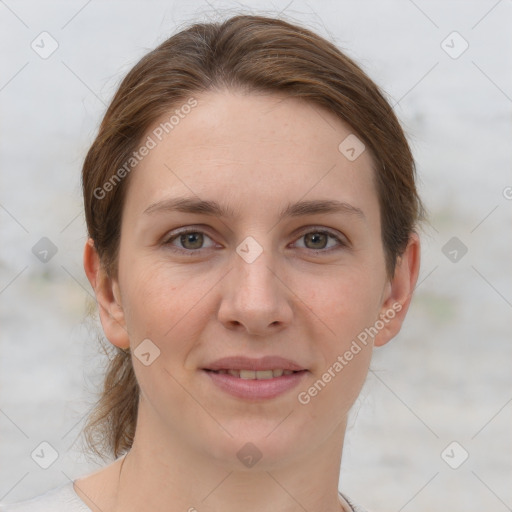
163, 229, 217, 252
292, 228, 346, 252
163, 226, 347, 254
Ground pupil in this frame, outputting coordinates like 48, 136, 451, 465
306, 232, 327, 249
181, 232, 203, 249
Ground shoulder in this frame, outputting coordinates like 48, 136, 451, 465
0, 482, 91, 512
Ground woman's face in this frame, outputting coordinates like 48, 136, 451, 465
102, 89, 412, 467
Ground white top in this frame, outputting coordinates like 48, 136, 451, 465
0, 482, 89, 511
0, 482, 368, 511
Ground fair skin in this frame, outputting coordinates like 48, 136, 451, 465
82, 89, 420, 512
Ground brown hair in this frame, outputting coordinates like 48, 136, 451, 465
81, 14, 424, 460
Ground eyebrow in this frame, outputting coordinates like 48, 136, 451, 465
143, 196, 365, 221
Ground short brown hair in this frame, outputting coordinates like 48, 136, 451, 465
81, 14, 424, 460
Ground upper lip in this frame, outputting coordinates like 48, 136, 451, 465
203, 356, 307, 372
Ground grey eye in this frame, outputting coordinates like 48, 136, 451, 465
294, 230, 342, 251
179, 232, 204, 250
303, 232, 329, 249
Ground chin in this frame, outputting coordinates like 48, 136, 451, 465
198, 421, 307, 471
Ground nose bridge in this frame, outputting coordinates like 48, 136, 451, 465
217, 235, 292, 334
233, 239, 279, 304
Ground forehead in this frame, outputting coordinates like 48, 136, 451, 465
123, 89, 379, 222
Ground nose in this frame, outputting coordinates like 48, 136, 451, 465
217, 245, 293, 336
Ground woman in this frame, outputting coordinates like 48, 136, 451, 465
1, 13, 422, 512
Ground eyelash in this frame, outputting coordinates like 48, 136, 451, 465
162, 226, 347, 255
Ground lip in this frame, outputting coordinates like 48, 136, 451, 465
202, 369, 309, 400
202, 356, 309, 400
203, 355, 307, 372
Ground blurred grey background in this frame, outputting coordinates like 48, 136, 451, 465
0, 1, 511, 510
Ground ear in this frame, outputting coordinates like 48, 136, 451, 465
83, 238, 130, 350
373, 232, 421, 347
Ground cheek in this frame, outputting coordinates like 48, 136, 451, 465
120, 259, 217, 343
122, 263, 210, 399
307, 267, 383, 339
300, 281, 376, 414
302, 270, 381, 396
301, 345, 373, 416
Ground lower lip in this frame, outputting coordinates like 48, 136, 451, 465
202, 370, 308, 400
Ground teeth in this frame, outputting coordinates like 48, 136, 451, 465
212, 369, 298, 379
255, 370, 274, 379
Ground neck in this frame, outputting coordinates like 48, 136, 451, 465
112, 400, 349, 512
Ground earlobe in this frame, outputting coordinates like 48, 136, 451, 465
374, 233, 421, 347
83, 238, 130, 350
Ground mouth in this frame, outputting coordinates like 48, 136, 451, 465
203, 368, 304, 379
201, 355, 309, 399
201, 368, 308, 400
